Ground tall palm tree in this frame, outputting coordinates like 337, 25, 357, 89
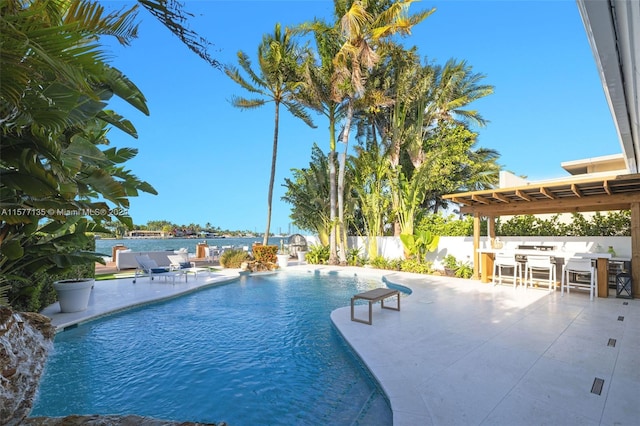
425, 58, 494, 128
332, 0, 433, 263
225, 23, 315, 245
294, 18, 346, 264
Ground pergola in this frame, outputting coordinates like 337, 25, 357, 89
442, 0, 640, 296
442, 173, 640, 297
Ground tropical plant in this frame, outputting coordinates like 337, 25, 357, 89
225, 23, 316, 246
282, 143, 332, 245
442, 254, 458, 270
399, 229, 439, 262
400, 259, 433, 274
1, 0, 156, 306
345, 247, 363, 266
219, 249, 250, 268
333, 0, 432, 264
350, 137, 391, 259
294, 19, 345, 264
455, 261, 473, 279
305, 244, 330, 264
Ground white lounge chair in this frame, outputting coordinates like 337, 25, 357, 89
134, 255, 182, 284
167, 254, 194, 270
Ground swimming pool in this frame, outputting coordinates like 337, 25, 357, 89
31, 272, 395, 425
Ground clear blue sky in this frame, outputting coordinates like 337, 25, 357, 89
102, 0, 619, 233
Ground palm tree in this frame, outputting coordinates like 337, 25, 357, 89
135, 0, 220, 68
425, 58, 494, 128
294, 19, 346, 264
331, 0, 432, 264
225, 24, 316, 245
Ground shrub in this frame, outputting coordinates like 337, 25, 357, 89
442, 254, 458, 270
400, 259, 433, 274
346, 248, 362, 266
455, 262, 473, 279
8, 236, 96, 312
306, 244, 329, 264
220, 249, 250, 268
253, 245, 277, 263
368, 255, 389, 269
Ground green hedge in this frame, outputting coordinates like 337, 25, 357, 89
417, 212, 631, 237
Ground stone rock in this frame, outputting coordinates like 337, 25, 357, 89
0, 307, 55, 425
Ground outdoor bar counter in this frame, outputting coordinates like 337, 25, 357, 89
477, 248, 630, 298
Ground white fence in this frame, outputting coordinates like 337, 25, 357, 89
303, 235, 632, 268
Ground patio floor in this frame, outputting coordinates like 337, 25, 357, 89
41, 265, 640, 425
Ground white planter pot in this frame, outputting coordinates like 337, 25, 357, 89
297, 251, 307, 262
276, 254, 289, 268
54, 279, 94, 313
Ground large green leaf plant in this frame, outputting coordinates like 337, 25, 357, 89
0, 0, 156, 309
400, 229, 439, 263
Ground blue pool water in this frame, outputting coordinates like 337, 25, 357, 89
31, 272, 394, 425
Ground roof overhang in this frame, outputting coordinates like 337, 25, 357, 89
576, 0, 640, 173
442, 173, 640, 216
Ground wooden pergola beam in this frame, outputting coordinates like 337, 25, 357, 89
540, 187, 555, 199
515, 190, 532, 201
491, 192, 510, 203
471, 194, 490, 204
571, 183, 582, 197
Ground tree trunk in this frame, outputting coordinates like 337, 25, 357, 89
328, 123, 338, 265
337, 100, 353, 265
263, 101, 280, 246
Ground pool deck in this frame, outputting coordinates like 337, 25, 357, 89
41, 264, 640, 425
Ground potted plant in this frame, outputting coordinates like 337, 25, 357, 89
276, 241, 290, 268
443, 254, 459, 277
53, 264, 94, 313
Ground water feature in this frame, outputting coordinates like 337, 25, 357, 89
31, 272, 394, 425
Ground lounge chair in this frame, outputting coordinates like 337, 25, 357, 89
167, 254, 194, 270
134, 255, 182, 283
167, 254, 210, 279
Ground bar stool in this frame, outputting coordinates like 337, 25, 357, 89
493, 253, 522, 288
525, 255, 556, 292
561, 257, 596, 300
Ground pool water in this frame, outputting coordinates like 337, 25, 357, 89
31, 272, 393, 425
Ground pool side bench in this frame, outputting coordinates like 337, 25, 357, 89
350, 288, 400, 325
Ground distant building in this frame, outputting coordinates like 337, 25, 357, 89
127, 230, 167, 238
